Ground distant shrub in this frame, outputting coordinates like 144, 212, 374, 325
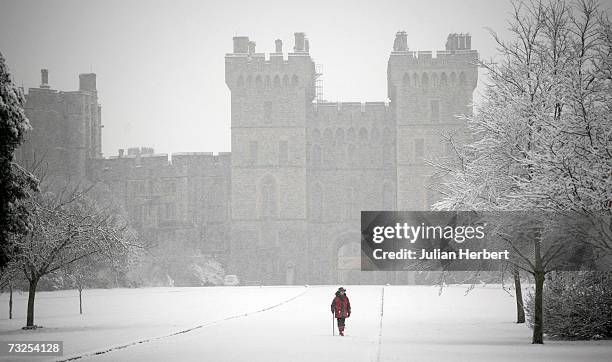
526, 272, 612, 340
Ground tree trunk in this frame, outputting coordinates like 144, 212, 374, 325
78, 286, 83, 315
8, 284, 13, 319
532, 240, 544, 344
513, 268, 525, 323
26, 277, 39, 327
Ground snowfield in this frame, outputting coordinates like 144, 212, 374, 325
1, 285, 611, 361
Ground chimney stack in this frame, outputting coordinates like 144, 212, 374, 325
248, 40, 256, 55
294, 32, 306, 52
232, 36, 249, 53
393, 31, 408, 51
40, 69, 50, 88
79, 73, 97, 92
275, 39, 283, 53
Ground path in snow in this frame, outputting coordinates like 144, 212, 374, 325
85, 286, 612, 362
2, 285, 612, 361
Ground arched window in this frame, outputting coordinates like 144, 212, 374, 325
273, 75, 281, 88
282, 75, 289, 87
402, 73, 410, 87
237, 75, 244, 87
312, 144, 321, 168
371, 127, 380, 144
312, 183, 323, 221
459, 72, 467, 86
359, 127, 368, 142
335, 128, 345, 145
347, 127, 356, 144
383, 143, 393, 166
311, 128, 321, 144
432, 73, 439, 87
440, 73, 448, 87
291, 75, 299, 86
421, 73, 429, 88
413, 72, 419, 87
335, 128, 345, 165
260, 175, 277, 219
348, 144, 357, 166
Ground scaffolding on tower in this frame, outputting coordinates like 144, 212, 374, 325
315, 63, 324, 103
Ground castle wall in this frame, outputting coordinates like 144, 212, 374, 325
90, 150, 232, 259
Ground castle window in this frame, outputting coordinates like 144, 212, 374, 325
274, 75, 281, 88
264, 101, 272, 122
459, 72, 467, 86
279, 140, 288, 165
237, 75, 244, 87
415, 138, 425, 159
383, 143, 393, 166
260, 176, 277, 219
402, 73, 410, 86
359, 127, 368, 143
312, 183, 322, 221
440, 73, 448, 87
413, 73, 419, 87
432, 73, 439, 87
421, 73, 429, 88
164, 203, 176, 220
282, 75, 290, 87
163, 179, 176, 194
348, 144, 357, 166
249, 141, 258, 164
311, 144, 321, 168
430, 100, 440, 122
265, 75, 271, 88
291, 75, 299, 86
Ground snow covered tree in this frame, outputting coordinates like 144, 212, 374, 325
431, 0, 612, 344
0, 51, 38, 270
10, 182, 138, 328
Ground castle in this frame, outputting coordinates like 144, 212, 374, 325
18, 31, 478, 285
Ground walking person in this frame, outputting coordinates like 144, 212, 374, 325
330, 287, 351, 336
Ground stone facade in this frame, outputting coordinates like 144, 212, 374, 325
19, 31, 477, 285
18, 70, 102, 182
226, 32, 477, 284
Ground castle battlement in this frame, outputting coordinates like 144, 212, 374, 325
314, 101, 390, 114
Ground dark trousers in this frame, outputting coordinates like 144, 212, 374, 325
336, 317, 345, 329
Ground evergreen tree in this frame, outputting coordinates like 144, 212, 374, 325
0, 51, 38, 269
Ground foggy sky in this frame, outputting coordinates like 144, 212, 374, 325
0, 0, 517, 157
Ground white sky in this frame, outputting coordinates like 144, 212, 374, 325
0, 0, 518, 157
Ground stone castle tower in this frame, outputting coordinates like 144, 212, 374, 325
225, 33, 316, 284
225, 31, 478, 285
19, 70, 102, 181
388, 32, 478, 210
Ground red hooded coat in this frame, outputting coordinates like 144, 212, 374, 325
331, 292, 351, 318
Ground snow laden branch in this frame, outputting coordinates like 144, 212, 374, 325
8, 181, 139, 328
428, 0, 612, 344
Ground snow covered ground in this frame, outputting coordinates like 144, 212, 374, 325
1, 285, 611, 361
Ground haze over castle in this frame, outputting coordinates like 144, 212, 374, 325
18, 31, 478, 285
